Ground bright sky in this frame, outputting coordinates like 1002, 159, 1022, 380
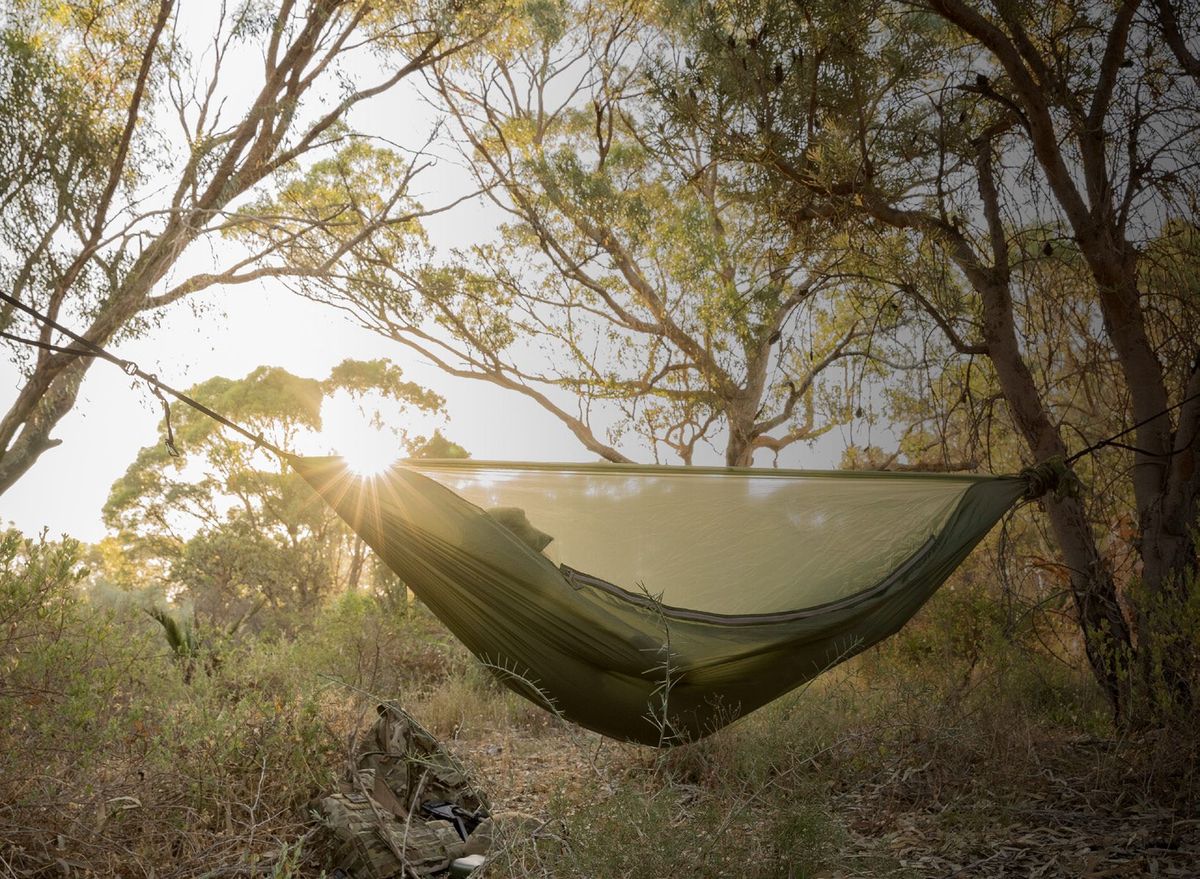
0, 9, 852, 544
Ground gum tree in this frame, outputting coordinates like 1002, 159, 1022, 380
239, 1, 892, 465
0, 0, 492, 492
659, 0, 1199, 715
102, 359, 456, 629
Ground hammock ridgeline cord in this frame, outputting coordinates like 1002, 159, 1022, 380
0, 292, 290, 460
2, 290, 1196, 470
1063, 386, 1200, 465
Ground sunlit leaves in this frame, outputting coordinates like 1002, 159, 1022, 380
99, 356, 457, 629
0, 4, 153, 346
1, 0, 500, 493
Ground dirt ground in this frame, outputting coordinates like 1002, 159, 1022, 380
447, 719, 1200, 878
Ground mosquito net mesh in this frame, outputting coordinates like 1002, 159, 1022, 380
291, 456, 1027, 744
409, 462, 984, 616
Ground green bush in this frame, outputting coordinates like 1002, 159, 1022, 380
0, 528, 343, 875
0, 530, 161, 777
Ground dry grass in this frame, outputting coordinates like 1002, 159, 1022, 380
2, 537, 1198, 878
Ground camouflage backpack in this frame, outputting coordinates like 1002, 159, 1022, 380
314, 703, 492, 878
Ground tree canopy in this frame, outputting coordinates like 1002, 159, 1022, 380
648, 0, 1200, 716
233, 0, 901, 466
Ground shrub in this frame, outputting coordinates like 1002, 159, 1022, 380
0, 529, 341, 875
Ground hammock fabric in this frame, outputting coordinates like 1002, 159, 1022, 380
290, 457, 1027, 745
0, 291, 1152, 745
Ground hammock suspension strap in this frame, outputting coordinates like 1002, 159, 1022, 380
2, 290, 1195, 480
0, 291, 289, 459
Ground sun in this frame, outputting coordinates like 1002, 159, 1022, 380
339, 427, 400, 478
316, 392, 402, 477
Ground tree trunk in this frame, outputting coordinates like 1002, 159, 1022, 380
980, 283, 1135, 713
1043, 496, 1134, 715
347, 536, 366, 592
963, 137, 1139, 716
1133, 470, 1198, 715
0, 358, 88, 493
725, 410, 756, 467
1078, 239, 1197, 714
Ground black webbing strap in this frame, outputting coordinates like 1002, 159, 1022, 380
3, 290, 1195, 472
0, 292, 291, 460
1063, 386, 1200, 466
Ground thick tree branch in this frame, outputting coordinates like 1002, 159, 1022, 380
1154, 0, 1200, 83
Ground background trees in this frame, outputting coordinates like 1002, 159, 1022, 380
1, 0, 1196, 725
200, 0, 1200, 719
236, 1, 894, 466
652, 0, 1199, 717
101, 359, 459, 633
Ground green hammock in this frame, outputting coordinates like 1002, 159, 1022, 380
291, 457, 1027, 745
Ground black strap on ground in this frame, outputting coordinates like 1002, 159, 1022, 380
0, 292, 290, 460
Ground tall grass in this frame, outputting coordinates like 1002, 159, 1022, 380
0, 532, 468, 876
2, 528, 1195, 877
